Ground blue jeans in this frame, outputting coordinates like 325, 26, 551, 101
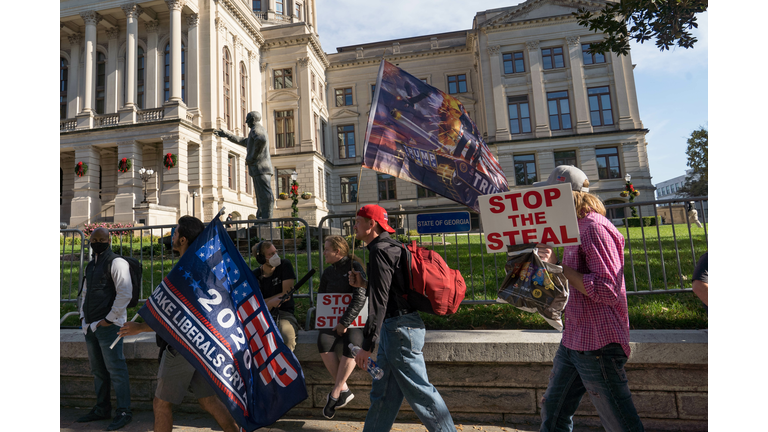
541, 343, 643, 432
84, 324, 132, 416
363, 312, 455, 432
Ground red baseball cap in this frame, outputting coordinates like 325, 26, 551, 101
356, 204, 395, 233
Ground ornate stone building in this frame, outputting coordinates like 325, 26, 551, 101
60, 0, 653, 229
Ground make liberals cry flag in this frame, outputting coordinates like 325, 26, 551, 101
364, 60, 509, 211
138, 216, 307, 431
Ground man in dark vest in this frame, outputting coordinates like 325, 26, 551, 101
76, 227, 133, 430
214, 111, 274, 220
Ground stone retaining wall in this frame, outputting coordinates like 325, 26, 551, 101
60, 329, 707, 431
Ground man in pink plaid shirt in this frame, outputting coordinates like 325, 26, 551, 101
535, 166, 644, 432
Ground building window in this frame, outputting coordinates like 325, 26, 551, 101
596, 147, 621, 179
507, 95, 531, 135
311, 72, 315, 92
276, 0, 284, 15
223, 47, 232, 129
371, 84, 376, 98
96, 52, 106, 114
554, 150, 578, 167
164, 42, 186, 102
319, 84, 324, 101
587, 86, 613, 126
137, 47, 145, 109
60, 58, 68, 119
447, 74, 467, 94
317, 168, 324, 200
240, 62, 248, 133
276, 168, 293, 195
335, 87, 353, 106
503, 52, 525, 74
274, 68, 293, 89
325, 172, 331, 203
514, 154, 537, 185
337, 125, 355, 159
295, 2, 301, 19
547, 91, 572, 130
417, 186, 437, 198
541, 47, 565, 70
582, 44, 606, 65
252, 0, 261, 12
340, 176, 358, 203
378, 174, 396, 201
228, 154, 236, 189
321, 120, 328, 157
314, 113, 320, 152
275, 110, 295, 148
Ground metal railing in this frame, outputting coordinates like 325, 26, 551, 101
60, 217, 316, 328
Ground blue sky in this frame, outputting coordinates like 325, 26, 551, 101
317, 1, 708, 185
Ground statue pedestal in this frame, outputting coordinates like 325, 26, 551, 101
133, 203, 178, 237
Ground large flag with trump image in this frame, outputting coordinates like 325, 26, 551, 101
138, 216, 307, 431
363, 60, 509, 212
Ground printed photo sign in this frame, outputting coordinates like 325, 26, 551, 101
478, 183, 581, 254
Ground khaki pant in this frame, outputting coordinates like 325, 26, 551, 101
276, 310, 300, 351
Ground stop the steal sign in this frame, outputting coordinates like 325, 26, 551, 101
478, 183, 581, 253
315, 293, 369, 329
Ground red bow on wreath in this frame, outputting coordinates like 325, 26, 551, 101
291, 184, 299, 193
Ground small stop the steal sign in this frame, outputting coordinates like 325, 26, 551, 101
478, 183, 581, 254
315, 293, 368, 329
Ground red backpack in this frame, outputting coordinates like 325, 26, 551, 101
384, 238, 467, 316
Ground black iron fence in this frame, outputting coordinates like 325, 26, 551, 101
61, 197, 707, 326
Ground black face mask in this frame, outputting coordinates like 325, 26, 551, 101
91, 242, 110, 255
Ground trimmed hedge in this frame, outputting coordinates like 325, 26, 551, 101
625, 216, 661, 227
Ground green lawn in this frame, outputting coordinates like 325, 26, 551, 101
60, 222, 708, 329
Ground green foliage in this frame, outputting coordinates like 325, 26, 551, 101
678, 126, 708, 197
408, 229, 419, 237
625, 216, 660, 227
345, 234, 364, 249
574, 0, 707, 56
396, 234, 411, 244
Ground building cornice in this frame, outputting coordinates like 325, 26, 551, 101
482, 0, 605, 28
262, 33, 329, 68
327, 46, 472, 70
217, 0, 265, 46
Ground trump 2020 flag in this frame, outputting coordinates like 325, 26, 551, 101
138, 216, 307, 431
363, 60, 509, 211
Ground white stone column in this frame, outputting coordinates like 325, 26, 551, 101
526, 40, 550, 138
164, 0, 187, 119
298, 57, 313, 152
106, 28, 120, 114
70, 146, 102, 226
160, 134, 189, 217
145, 20, 160, 109
67, 33, 82, 118
114, 141, 144, 223
611, 51, 642, 130
311, 0, 318, 32
120, 4, 143, 124
487, 45, 510, 142
566, 36, 592, 134
77, 11, 102, 128
186, 14, 200, 114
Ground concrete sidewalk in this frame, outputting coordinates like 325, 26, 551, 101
60, 407, 603, 432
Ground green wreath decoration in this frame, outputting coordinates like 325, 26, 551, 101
163, 153, 177, 170
118, 157, 132, 173
75, 161, 88, 177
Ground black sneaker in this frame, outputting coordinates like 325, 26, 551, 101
75, 409, 111, 423
322, 393, 338, 419
106, 412, 132, 431
336, 389, 354, 408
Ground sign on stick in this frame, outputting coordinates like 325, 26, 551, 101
477, 183, 581, 254
315, 294, 369, 329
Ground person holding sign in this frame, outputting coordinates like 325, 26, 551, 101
317, 235, 368, 419
533, 166, 644, 432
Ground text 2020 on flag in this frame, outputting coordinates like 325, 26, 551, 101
363, 60, 509, 211
138, 217, 307, 431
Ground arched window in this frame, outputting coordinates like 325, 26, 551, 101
240, 62, 248, 133
137, 46, 145, 108
223, 47, 232, 129
60, 58, 68, 119
164, 42, 186, 103
96, 52, 106, 114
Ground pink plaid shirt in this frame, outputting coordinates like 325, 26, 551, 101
561, 211, 631, 357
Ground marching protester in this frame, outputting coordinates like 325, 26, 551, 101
251, 240, 299, 351
686, 202, 703, 228
317, 235, 368, 419
118, 216, 239, 432
534, 166, 644, 432
349, 204, 456, 432
76, 228, 133, 431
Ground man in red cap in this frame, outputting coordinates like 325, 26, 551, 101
348, 204, 455, 432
